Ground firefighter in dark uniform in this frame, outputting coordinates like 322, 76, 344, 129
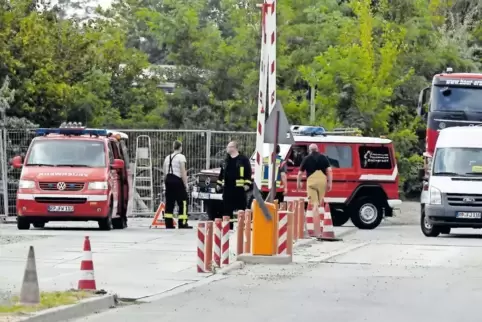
163, 140, 192, 229
216, 141, 252, 229
261, 144, 288, 202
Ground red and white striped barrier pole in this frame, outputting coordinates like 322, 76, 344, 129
244, 209, 252, 254
197, 222, 206, 273
205, 221, 213, 271
222, 216, 230, 266
78, 236, 96, 290
213, 218, 222, 268
306, 202, 314, 237
277, 210, 288, 255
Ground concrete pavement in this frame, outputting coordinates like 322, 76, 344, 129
0, 218, 354, 302
71, 202, 482, 322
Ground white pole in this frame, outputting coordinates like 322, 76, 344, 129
253, 3, 269, 189
265, 0, 276, 191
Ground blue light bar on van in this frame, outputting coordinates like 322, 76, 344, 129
35, 128, 108, 136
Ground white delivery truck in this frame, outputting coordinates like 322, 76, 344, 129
421, 126, 482, 237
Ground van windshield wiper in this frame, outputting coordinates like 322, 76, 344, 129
55, 164, 93, 168
433, 171, 465, 176
26, 163, 54, 167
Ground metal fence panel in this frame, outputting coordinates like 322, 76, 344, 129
1, 128, 256, 217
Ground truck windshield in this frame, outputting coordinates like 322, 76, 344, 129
431, 86, 482, 112
26, 140, 106, 168
433, 147, 482, 176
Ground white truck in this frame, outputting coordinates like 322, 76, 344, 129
421, 126, 482, 237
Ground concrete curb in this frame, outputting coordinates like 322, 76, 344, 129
216, 260, 245, 275
18, 294, 117, 322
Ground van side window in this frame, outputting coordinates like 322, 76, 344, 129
325, 145, 352, 168
359, 146, 392, 169
107, 142, 115, 164
287, 144, 308, 167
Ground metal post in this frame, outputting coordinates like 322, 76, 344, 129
205, 130, 211, 169
268, 111, 280, 203
309, 85, 315, 123
1, 129, 8, 217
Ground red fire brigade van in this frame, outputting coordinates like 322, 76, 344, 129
11, 124, 132, 231
192, 127, 401, 229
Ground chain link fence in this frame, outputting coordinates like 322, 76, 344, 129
0, 129, 256, 219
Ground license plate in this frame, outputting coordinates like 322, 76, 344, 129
48, 205, 74, 212
198, 192, 210, 199
456, 212, 482, 219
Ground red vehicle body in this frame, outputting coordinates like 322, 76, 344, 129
12, 127, 132, 231
193, 131, 401, 230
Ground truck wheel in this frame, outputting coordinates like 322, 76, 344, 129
98, 206, 113, 231
206, 201, 222, 221
32, 222, 45, 228
17, 217, 30, 230
331, 208, 350, 227
112, 217, 127, 229
349, 197, 383, 230
421, 209, 440, 237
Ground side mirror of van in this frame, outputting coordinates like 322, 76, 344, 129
111, 159, 125, 170
11, 156, 23, 169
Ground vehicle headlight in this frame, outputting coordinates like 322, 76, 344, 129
429, 186, 442, 205
18, 180, 35, 189
88, 181, 108, 190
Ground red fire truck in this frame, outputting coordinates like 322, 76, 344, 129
418, 68, 482, 235
11, 124, 132, 231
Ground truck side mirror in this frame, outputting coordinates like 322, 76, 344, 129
111, 159, 125, 170
11, 156, 23, 169
417, 87, 430, 116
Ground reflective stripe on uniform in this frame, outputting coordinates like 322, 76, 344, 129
178, 200, 188, 224
164, 213, 174, 219
239, 166, 244, 178
262, 156, 283, 188
235, 179, 244, 187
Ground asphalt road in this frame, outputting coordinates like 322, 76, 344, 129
73, 201, 482, 322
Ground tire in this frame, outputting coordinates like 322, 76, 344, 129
421, 209, 440, 237
331, 208, 350, 227
440, 227, 451, 235
98, 205, 113, 231
17, 217, 30, 230
206, 200, 222, 221
32, 222, 45, 228
349, 197, 384, 230
112, 216, 127, 229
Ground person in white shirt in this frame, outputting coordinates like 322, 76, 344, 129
163, 141, 191, 229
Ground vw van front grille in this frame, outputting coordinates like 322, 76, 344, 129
39, 182, 85, 191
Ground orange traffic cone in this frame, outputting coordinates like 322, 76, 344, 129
78, 236, 97, 290
150, 202, 177, 229
317, 203, 342, 242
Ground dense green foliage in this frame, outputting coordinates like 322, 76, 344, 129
0, 0, 480, 197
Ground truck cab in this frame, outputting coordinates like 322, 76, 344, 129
12, 124, 131, 231
422, 126, 482, 237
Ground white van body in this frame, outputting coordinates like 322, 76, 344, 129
423, 126, 482, 236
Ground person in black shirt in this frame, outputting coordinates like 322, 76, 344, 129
297, 144, 332, 208
216, 141, 252, 229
